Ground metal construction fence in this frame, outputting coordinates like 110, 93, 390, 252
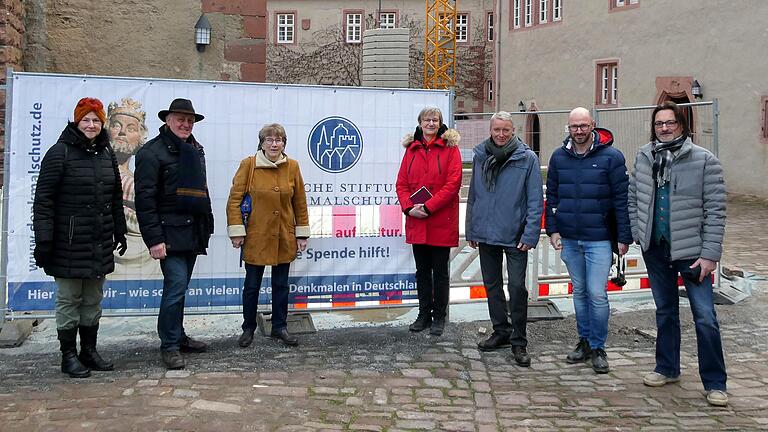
454, 101, 717, 167
451, 100, 719, 303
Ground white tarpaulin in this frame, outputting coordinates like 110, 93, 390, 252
3, 72, 451, 312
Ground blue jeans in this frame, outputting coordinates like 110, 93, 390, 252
242, 263, 291, 332
643, 241, 727, 391
560, 238, 612, 350
158, 252, 197, 352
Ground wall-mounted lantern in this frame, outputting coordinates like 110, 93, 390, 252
195, 14, 212, 52
691, 79, 702, 99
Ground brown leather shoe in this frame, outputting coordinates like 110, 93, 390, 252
270, 328, 299, 346
238, 329, 255, 348
180, 336, 208, 353
161, 350, 185, 370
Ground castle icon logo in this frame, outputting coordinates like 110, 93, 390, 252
307, 116, 363, 173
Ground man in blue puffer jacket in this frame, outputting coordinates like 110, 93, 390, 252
545, 107, 632, 374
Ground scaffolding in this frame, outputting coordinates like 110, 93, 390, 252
424, 0, 457, 89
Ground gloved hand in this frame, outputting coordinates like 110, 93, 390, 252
114, 233, 128, 256
34, 241, 54, 268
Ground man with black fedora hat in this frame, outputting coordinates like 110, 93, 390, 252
135, 98, 213, 370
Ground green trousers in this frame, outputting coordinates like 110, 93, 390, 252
54, 278, 105, 330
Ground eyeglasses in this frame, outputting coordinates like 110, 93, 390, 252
567, 124, 591, 131
653, 120, 678, 129
264, 138, 284, 144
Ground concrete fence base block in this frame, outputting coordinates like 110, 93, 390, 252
256, 312, 316, 336
527, 300, 563, 322
0, 320, 37, 348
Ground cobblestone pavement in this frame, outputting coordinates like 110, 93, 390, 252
1, 194, 767, 432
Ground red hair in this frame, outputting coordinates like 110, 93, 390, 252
74, 97, 106, 124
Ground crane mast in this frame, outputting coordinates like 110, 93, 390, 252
424, 0, 457, 89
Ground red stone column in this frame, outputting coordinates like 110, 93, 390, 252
0, 0, 25, 185
202, 0, 267, 82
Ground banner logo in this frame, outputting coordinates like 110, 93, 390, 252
308, 116, 362, 173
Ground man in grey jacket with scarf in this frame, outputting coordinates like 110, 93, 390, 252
628, 101, 728, 407
466, 111, 543, 367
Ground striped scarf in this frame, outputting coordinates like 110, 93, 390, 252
651, 134, 686, 187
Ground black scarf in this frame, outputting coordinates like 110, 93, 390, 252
652, 134, 686, 187
482, 137, 519, 191
161, 126, 211, 214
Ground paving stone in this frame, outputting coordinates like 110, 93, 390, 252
190, 399, 242, 413
172, 389, 200, 398
401, 369, 431, 378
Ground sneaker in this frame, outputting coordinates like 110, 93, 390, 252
180, 336, 208, 353
591, 348, 609, 374
566, 338, 592, 364
238, 329, 255, 348
409, 314, 431, 332
511, 346, 531, 367
643, 371, 680, 387
429, 317, 445, 336
161, 350, 185, 370
477, 333, 511, 351
706, 390, 728, 407
270, 328, 299, 346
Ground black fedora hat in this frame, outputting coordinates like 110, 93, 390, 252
158, 98, 205, 122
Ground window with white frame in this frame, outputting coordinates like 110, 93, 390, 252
597, 62, 619, 105
379, 12, 396, 29
613, 0, 638, 9
277, 13, 295, 44
487, 80, 494, 102
346, 13, 362, 43
540, 0, 549, 23
456, 14, 468, 42
553, 0, 562, 21
513, 0, 521, 28
487, 12, 494, 41
524, 0, 533, 27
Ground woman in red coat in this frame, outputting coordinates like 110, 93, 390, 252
396, 107, 462, 336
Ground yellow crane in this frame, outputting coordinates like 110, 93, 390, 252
424, 0, 457, 89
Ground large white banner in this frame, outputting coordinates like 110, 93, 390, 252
4, 73, 451, 312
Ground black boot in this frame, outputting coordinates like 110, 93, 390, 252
409, 312, 431, 332
58, 328, 91, 378
78, 325, 114, 371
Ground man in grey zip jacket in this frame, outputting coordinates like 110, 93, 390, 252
466, 111, 543, 366
628, 101, 727, 407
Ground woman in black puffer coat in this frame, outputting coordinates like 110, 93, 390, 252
33, 97, 128, 378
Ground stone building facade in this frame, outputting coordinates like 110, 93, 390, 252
0, 0, 268, 186
265, 0, 496, 114
495, 0, 768, 197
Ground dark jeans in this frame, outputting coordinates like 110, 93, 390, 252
412, 244, 450, 320
158, 252, 197, 352
643, 240, 727, 391
242, 263, 291, 332
478, 243, 528, 347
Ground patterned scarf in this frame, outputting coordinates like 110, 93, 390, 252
652, 134, 686, 187
161, 126, 211, 214
482, 137, 519, 191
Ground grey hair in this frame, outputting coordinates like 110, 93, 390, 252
490, 111, 514, 125
417, 106, 443, 124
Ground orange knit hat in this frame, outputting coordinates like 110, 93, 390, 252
74, 97, 106, 124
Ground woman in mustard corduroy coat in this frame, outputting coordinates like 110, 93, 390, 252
226, 123, 310, 348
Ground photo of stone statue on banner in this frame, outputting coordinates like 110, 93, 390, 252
105, 97, 161, 278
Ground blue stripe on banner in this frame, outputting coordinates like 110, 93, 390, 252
7, 273, 418, 311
